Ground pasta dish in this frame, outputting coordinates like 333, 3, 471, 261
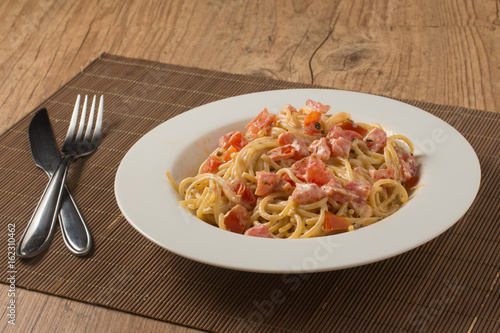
167, 100, 418, 239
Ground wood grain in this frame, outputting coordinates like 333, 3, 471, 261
0, 0, 499, 332
0, 284, 200, 333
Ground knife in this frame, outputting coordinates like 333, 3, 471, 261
16, 108, 92, 257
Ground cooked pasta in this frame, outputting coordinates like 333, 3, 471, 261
167, 99, 419, 239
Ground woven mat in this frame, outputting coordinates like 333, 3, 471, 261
1, 53, 499, 332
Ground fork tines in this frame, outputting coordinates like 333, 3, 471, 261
65, 95, 104, 145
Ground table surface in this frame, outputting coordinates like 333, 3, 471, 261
1, 1, 499, 332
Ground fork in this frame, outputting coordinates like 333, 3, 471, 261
17, 95, 103, 258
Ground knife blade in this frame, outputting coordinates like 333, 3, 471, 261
17, 108, 92, 257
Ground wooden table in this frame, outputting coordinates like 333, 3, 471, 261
1, 1, 498, 332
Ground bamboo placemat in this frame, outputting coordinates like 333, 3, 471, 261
1, 53, 499, 332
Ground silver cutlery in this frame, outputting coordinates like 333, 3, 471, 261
27, 108, 92, 256
17, 95, 103, 258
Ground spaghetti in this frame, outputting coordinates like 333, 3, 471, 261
167, 100, 419, 239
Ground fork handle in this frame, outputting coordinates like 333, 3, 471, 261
59, 185, 92, 256
17, 156, 73, 258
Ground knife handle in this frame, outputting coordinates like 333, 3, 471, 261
16, 160, 70, 258
17, 156, 73, 258
59, 185, 92, 256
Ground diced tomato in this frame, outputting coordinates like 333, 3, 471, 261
278, 133, 309, 155
244, 224, 274, 238
350, 198, 373, 218
291, 183, 327, 204
322, 212, 351, 233
291, 156, 334, 186
303, 111, 324, 135
327, 124, 362, 141
219, 130, 248, 151
306, 99, 331, 113
290, 137, 310, 158
278, 132, 295, 145
245, 108, 276, 135
321, 179, 358, 203
268, 146, 295, 161
229, 178, 256, 209
369, 168, 396, 181
339, 120, 368, 137
255, 171, 280, 196
364, 128, 387, 152
343, 130, 363, 141
305, 155, 334, 186
255, 171, 292, 196
222, 146, 238, 162
345, 180, 372, 200
224, 204, 250, 234
405, 176, 419, 189
309, 138, 331, 161
290, 158, 308, 181
201, 155, 223, 174
329, 137, 351, 158
396, 148, 418, 183
395, 147, 418, 189
327, 125, 344, 140
269, 133, 309, 161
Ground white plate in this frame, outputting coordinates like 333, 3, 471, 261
115, 89, 481, 273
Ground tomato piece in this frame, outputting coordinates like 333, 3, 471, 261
229, 178, 256, 209
290, 158, 308, 181
268, 145, 295, 161
323, 212, 351, 233
309, 138, 331, 161
269, 134, 309, 162
329, 137, 351, 159
219, 130, 248, 151
291, 156, 334, 186
327, 125, 344, 140
405, 175, 419, 189
321, 180, 357, 203
303, 111, 324, 135
291, 183, 327, 204
224, 205, 249, 234
327, 124, 362, 141
278, 132, 295, 145
402, 155, 417, 180
255, 172, 292, 196
339, 120, 368, 137
277, 132, 309, 157
345, 181, 372, 200
306, 99, 331, 113
245, 108, 276, 135
369, 168, 396, 181
201, 155, 223, 174
222, 146, 238, 162
290, 139, 310, 159
395, 147, 418, 187
364, 128, 387, 152
244, 224, 274, 238
255, 172, 280, 196
305, 155, 334, 186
